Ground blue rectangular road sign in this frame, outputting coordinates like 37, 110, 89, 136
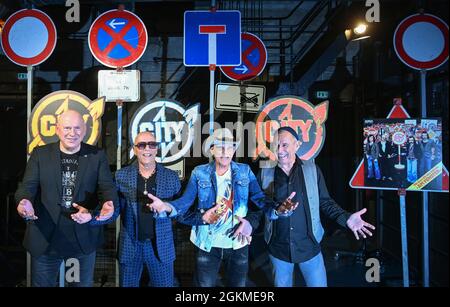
184, 10, 241, 66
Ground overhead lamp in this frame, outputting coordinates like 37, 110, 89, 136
345, 22, 371, 41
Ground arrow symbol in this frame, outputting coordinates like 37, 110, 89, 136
235, 65, 248, 73
109, 19, 126, 29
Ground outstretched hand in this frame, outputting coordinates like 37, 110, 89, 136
17, 199, 38, 220
346, 208, 376, 240
96, 201, 114, 221
71, 203, 92, 224
147, 193, 172, 214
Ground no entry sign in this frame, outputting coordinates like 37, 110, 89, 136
1, 9, 57, 66
394, 13, 449, 70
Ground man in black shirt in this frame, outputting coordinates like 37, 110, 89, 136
259, 127, 375, 287
15, 109, 118, 287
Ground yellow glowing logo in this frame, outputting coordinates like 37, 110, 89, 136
28, 90, 105, 154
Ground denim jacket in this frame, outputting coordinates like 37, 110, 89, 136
170, 161, 268, 252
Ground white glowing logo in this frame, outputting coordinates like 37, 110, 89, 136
129, 99, 200, 164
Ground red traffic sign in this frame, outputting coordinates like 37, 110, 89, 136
392, 131, 407, 145
0, 9, 57, 66
88, 9, 148, 68
394, 14, 449, 70
221, 32, 267, 81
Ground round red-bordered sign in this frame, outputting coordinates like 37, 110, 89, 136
221, 32, 267, 81
394, 14, 448, 70
88, 9, 148, 68
1, 9, 57, 66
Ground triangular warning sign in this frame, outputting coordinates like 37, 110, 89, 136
349, 98, 449, 192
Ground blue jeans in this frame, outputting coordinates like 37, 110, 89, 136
367, 157, 381, 180
407, 158, 418, 182
195, 246, 248, 287
31, 250, 96, 287
269, 252, 327, 287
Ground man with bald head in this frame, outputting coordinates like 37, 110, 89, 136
112, 131, 181, 287
259, 127, 375, 287
15, 109, 118, 287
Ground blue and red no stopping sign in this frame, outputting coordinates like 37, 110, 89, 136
88, 9, 148, 68
221, 32, 267, 81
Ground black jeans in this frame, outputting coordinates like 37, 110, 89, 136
195, 245, 249, 287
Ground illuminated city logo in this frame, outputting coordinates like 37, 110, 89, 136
255, 96, 328, 161
129, 99, 200, 164
28, 90, 105, 154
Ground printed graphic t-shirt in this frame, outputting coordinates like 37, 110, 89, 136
50, 151, 82, 256
208, 168, 246, 250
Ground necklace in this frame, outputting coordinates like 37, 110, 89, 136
140, 167, 156, 195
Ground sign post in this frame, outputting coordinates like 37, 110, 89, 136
184, 9, 241, 138
1, 8, 57, 287
398, 189, 409, 287
89, 6, 148, 286
394, 13, 448, 287
220, 32, 267, 154
392, 131, 407, 170
350, 99, 449, 287
89, 7, 147, 169
26, 65, 33, 287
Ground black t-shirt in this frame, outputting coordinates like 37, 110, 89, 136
49, 151, 82, 256
61, 152, 79, 209
137, 172, 156, 242
269, 162, 320, 263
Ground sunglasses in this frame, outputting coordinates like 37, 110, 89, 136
134, 141, 159, 150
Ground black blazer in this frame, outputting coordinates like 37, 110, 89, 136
15, 142, 119, 257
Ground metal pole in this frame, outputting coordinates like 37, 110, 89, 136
116, 102, 123, 287
117, 104, 123, 170
209, 67, 215, 137
398, 189, 409, 287
26, 65, 33, 287
209, 1, 217, 150
236, 82, 245, 162
420, 69, 429, 287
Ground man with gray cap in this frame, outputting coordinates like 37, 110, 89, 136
259, 126, 375, 287
147, 128, 286, 287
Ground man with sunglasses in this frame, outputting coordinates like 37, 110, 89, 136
146, 128, 282, 287
112, 131, 181, 287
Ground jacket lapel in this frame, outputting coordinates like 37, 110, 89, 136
73, 143, 88, 201
129, 164, 138, 217
230, 161, 239, 205
51, 143, 62, 199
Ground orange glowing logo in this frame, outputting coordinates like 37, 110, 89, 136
28, 90, 105, 154
255, 96, 328, 161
